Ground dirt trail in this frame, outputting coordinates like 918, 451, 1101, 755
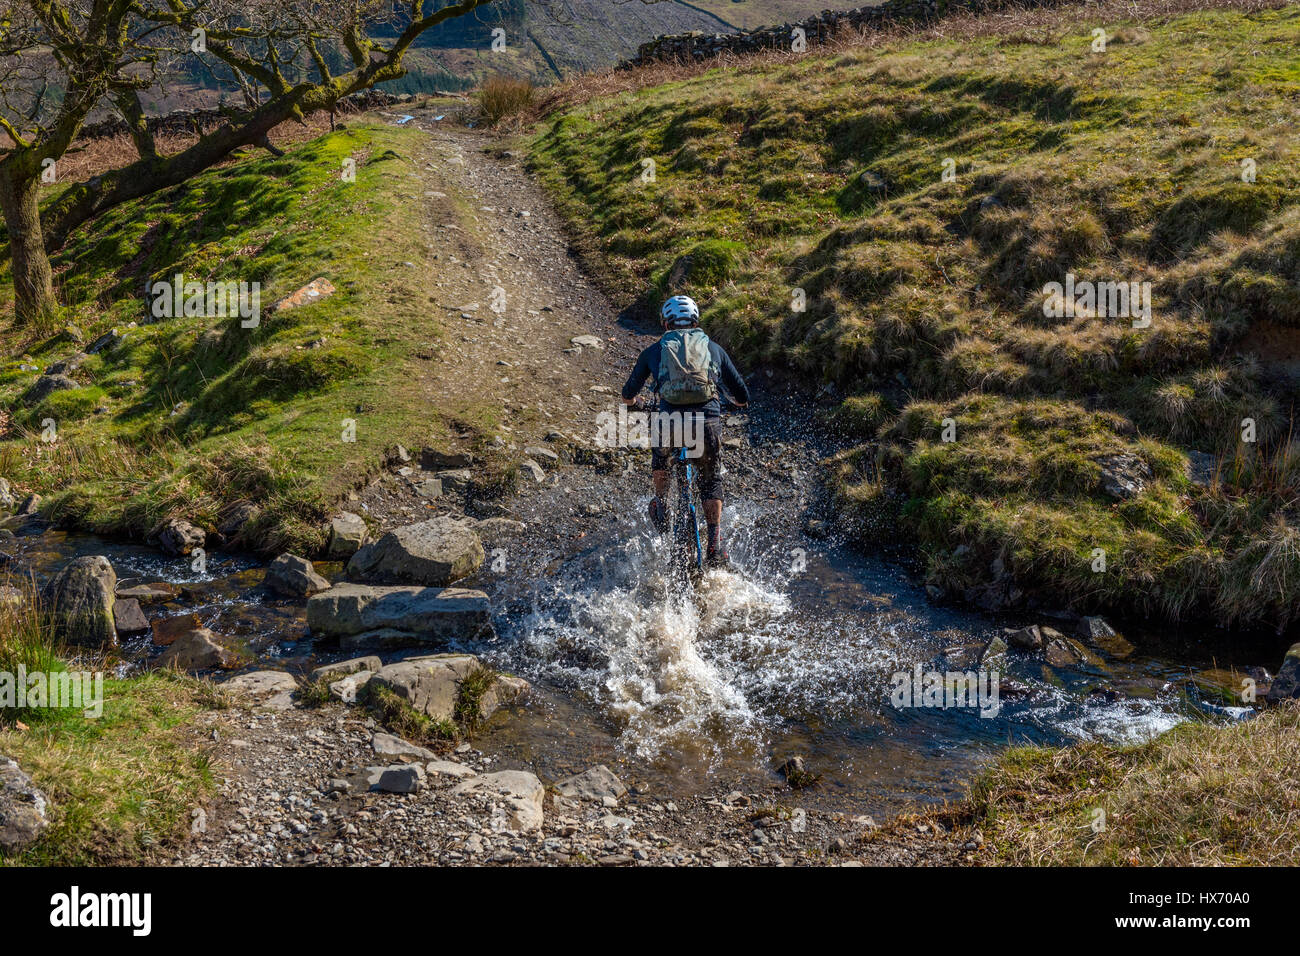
345, 113, 664, 528
174, 115, 982, 867
411, 116, 649, 451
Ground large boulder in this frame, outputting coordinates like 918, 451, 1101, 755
157, 517, 205, 556
23, 373, 77, 407
151, 612, 200, 646
554, 765, 628, 804
0, 755, 49, 853
157, 628, 236, 671
327, 511, 368, 559
453, 770, 544, 832
368, 654, 527, 724
306, 582, 493, 643
45, 555, 117, 647
222, 670, 298, 710
112, 598, 151, 637
265, 554, 331, 598
346, 516, 484, 587
1266, 642, 1300, 701
367, 654, 482, 722
0, 478, 14, 510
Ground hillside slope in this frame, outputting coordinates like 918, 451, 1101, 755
385, 0, 740, 88
525, 0, 737, 75
0, 125, 454, 552
528, 1, 1300, 631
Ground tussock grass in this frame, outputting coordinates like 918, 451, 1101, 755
529, 0, 1300, 629
0, 584, 62, 727
964, 703, 1300, 865
363, 682, 459, 744
453, 664, 499, 732
479, 75, 537, 126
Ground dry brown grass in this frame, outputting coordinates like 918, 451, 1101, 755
478, 75, 537, 127
963, 702, 1300, 865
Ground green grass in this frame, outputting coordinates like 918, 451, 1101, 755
0, 591, 221, 865
453, 664, 499, 732
529, 3, 1300, 630
959, 702, 1300, 865
0, 668, 218, 866
363, 682, 461, 744
0, 124, 464, 555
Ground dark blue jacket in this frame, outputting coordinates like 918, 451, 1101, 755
622, 334, 750, 418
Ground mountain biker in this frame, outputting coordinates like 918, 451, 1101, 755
621, 294, 750, 567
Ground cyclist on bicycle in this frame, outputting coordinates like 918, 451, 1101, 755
621, 294, 750, 567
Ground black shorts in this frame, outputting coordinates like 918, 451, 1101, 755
651, 414, 724, 500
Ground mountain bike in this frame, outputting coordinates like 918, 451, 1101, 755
640, 398, 737, 590
669, 442, 705, 588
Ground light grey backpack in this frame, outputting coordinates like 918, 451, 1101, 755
657, 328, 718, 405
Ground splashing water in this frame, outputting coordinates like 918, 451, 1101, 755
497, 502, 951, 762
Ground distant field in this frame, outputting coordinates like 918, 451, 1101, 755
381, 0, 749, 87
683, 0, 879, 31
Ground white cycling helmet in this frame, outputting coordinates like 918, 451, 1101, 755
660, 294, 700, 328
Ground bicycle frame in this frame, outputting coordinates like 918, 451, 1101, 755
676, 446, 704, 573
640, 393, 733, 581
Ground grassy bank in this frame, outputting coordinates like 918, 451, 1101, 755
527, 0, 1300, 630
0, 123, 453, 554
0, 594, 219, 865
953, 703, 1300, 865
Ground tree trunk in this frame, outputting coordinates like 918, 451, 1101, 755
113, 90, 158, 160
0, 170, 57, 325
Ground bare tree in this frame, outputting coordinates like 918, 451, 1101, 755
0, 0, 495, 326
